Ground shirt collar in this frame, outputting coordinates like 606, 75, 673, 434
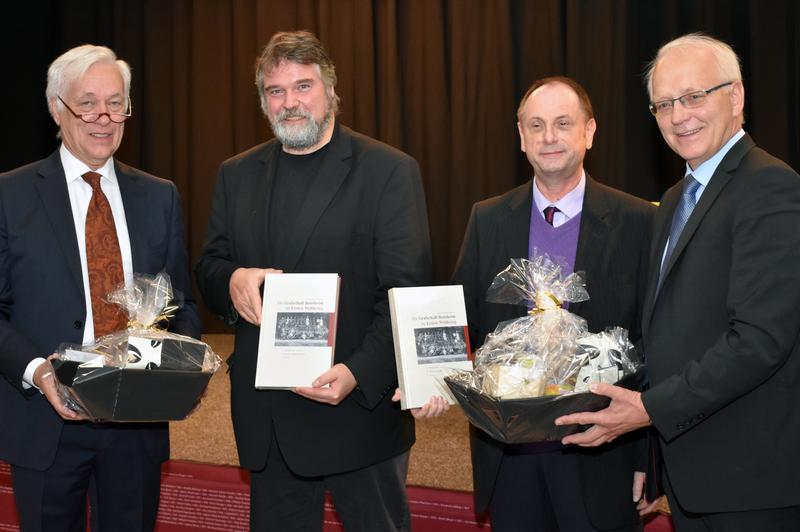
685, 129, 745, 188
532, 171, 586, 219
59, 144, 117, 187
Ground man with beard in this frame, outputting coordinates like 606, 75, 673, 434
195, 30, 431, 531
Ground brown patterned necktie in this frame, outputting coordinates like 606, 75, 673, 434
82, 171, 127, 337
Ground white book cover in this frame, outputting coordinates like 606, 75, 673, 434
389, 285, 473, 409
256, 273, 340, 388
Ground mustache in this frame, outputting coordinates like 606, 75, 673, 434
277, 108, 311, 121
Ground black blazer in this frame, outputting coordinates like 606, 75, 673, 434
0, 149, 201, 470
641, 134, 800, 513
195, 123, 432, 476
452, 176, 654, 529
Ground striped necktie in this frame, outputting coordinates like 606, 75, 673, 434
543, 206, 560, 226
658, 174, 701, 289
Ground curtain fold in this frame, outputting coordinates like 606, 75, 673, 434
2, 0, 798, 331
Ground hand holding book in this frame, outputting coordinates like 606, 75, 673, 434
391, 388, 450, 419
229, 267, 283, 325
294, 363, 356, 405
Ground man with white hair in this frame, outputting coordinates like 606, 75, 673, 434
557, 33, 800, 530
0, 44, 200, 530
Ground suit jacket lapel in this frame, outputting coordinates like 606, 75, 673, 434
255, 142, 279, 265
34, 151, 84, 295
571, 175, 610, 316
115, 161, 147, 272
282, 123, 351, 271
500, 181, 532, 262
659, 135, 754, 289
643, 134, 755, 329
642, 183, 679, 330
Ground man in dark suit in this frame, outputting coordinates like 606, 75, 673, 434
195, 31, 431, 531
0, 45, 200, 531
452, 76, 654, 531
558, 34, 800, 530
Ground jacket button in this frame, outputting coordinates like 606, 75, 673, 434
73, 320, 83, 329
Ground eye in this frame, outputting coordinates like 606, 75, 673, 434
78, 100, 96, 110
558, 120, 571, 128
297, 82, 312, 91
107, 100, 123, 111
268, 88, 284, 97
687, 92, 706, 103
529, 122, 543, 131
655, 101, 672, 112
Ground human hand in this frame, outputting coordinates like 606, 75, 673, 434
632, 454, 663, 516
555, 383, 651, 447
229, 267, 282, 325
391, 389, 450, 419
34, 355, 84, 421
294, 363, 357, 405
632, 471, 646, 503
636, 494, 664, 516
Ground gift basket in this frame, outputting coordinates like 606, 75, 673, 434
52, 272, 220, 422
444, 254, 644, 443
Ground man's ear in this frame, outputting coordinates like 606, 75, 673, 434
585, 118, 597, 150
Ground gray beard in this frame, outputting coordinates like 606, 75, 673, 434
269, 108, 332, 150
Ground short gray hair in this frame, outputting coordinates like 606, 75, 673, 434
46, 44, 131, 119
644, 33, 741, 99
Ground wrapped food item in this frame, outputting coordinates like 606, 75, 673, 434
573, 327, 638, 392
472, 255, 590, 399
443, 253, 643, 443
53, 272, 220, 422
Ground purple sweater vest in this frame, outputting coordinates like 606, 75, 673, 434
528, 207, 582, 283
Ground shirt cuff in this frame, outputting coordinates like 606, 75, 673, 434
22, 357, 47, 391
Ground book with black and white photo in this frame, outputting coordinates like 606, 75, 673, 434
388, 285, 473, 409
256, 273, 340, 388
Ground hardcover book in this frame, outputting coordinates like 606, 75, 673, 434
388, 285, 473, 409
256, 273, 340, 388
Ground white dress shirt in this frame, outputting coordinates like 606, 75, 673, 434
533, 171, 586, 227
22, 145, 133, 388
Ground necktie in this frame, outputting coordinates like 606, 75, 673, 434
658, 174, 701, 287
82, 171, 127, 337
543, 206, 560, 226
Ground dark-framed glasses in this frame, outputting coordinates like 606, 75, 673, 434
57, 95, 132, 123
648, 82, 733, 116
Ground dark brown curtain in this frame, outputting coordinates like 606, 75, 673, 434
3, 0, 799, 331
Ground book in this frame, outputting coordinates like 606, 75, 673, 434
255, 273, 340, 388
388, 285, 473, 409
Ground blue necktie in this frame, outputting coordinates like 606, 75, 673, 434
658, 175, 701, 288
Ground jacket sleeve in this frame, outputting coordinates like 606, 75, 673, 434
162, 181, 202, 340
0, 179, 45, 392
344, 157, 432, 408
643, 165, 800, 441
195, 164, 241, 326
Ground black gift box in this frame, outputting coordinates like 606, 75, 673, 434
444, 369, 645, 443
52, 337, 213, 422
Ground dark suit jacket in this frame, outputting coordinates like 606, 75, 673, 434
641, 134, 800, 513
195, 123, 432, 476
0, 149, 201, 470
451, 176, 654, 529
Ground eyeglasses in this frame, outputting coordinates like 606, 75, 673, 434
648, 82, 733, 116
57, 95, 132, 123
